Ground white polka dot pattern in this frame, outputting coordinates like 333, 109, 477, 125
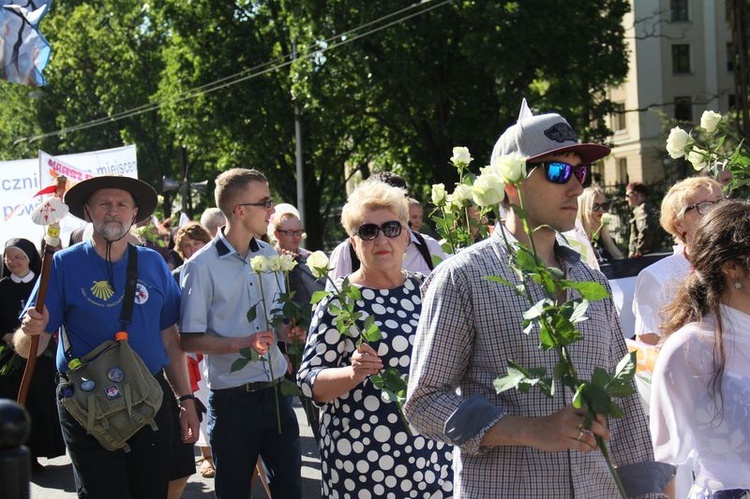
297, 276, 453, 498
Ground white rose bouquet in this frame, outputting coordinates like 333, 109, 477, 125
429, 146, 502, 253
666, 110, 749, 187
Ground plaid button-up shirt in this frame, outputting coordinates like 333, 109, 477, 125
405, 228, 663, 498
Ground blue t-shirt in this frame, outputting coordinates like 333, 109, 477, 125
39, 242, 181, 374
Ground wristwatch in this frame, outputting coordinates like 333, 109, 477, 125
178, 394, 196, 403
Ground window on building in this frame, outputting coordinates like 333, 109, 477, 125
612, 103, 626, 132
727, 43, 734, 72
616, 158, 628, 184
671, 0, 689, 21
674, 96, 693, 122
591, 163, 604, 184
672, 44, 691, 73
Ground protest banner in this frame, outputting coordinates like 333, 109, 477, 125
0, 145, 138, 250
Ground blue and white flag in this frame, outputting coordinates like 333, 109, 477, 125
1, 0, 52, 87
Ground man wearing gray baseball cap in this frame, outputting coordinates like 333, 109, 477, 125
406, 103, 674, 497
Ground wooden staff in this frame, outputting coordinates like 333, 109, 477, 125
17, 176, 68, 405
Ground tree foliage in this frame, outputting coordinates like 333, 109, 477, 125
0, 0, 630, 249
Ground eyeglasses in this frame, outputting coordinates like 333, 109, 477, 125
527, 161, 589, 185
277, 229, 304, 237
355, 221, 403, 241
592, 202, 610, 212
234, 198, 274, 211
681, 199, 724, 216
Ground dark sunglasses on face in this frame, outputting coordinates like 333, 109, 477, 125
527, 161, 589, 185
682, 198, 724, 216
355, 221, 403, 241
592, 202, 610, 212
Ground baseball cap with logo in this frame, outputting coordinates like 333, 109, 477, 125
491, 112, 610, 166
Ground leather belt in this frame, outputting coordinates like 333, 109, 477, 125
220, 376, 283, 393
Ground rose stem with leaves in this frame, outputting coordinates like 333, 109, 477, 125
256, 271, 282, 434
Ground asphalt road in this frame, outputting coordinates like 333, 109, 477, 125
28, 402, 322, 498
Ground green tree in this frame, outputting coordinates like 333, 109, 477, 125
0, 0, 630, 248
3, 0, 179, 203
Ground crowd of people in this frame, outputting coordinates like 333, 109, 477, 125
0, 103, 748, 499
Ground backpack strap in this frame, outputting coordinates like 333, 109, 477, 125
119, 244, 138, 331
411, 231, 434, 271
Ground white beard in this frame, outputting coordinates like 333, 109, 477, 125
94, 218, 130, 241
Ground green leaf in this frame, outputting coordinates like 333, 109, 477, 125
584, 383, 612, 415
239, 347, 261, 361
591, 367, 611, 388
364, 323, 381, 342
484, 275, 520, 291
280, 379, 300, 396
609, 402, 625, 419
537, 322, 557, 350
311, 290, 329, 305
230, 357, 249, 373
548, 266, 564, 279
564, 280, 610, 300
246, 303, 258, 323
572, 383, 586, 409
515, 247, 539, 272
553, 361, 569, 379
605, 382, 635, 398
370, 373, 385, 390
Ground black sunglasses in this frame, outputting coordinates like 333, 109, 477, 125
355, 221, 403, 241
527, 161, 589, 185
592, 202, 610, 212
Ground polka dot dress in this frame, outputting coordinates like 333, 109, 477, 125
297, 275, 453, 498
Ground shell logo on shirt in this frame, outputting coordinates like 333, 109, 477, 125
91, 280, 115, 301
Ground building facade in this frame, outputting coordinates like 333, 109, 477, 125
603, 0, 734, 183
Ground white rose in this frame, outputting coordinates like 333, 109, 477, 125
471, 173, 505, 207
491, 152, 527, 184
431, 183, 447, 206
450, 147, 473, 167
450, 184, 473, 204
250, 255, 270, 273
306, 250, 329, 279
666, 126, 691, 159
686, 146, 709, 171
266, 255, 281, 272
700, 110, 722, 133
279, 253, 297, 272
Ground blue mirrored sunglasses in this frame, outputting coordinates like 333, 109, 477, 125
527, 161, 589, 185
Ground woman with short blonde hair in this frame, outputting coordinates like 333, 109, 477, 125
297, 179, 452, 497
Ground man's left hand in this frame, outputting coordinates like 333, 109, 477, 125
178, 398, 201, 444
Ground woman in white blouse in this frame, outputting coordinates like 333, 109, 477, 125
651, 199, 750, 498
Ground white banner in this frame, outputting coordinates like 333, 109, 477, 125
0, 145, 138, 250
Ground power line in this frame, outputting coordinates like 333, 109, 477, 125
15, 0, 451, 144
